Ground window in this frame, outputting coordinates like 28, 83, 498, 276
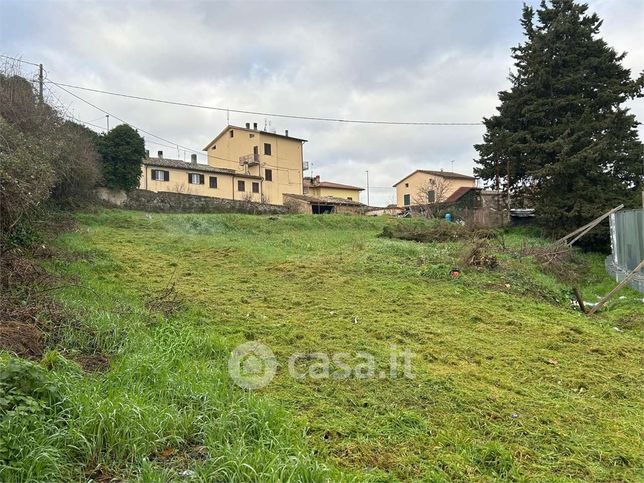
188, 173, 204, 185
151, 169, 169, 181
405, 183, 409, 188
249, 133, 255, 138
252, 182, 260, 193
211, 145, 216, 150
403, 194, 411, 206
265, 169, 273, 181
427, 190, 436, 203
264, 143, 272, 155
347, 197, 353, 201
229, 130, 234, 138
209, 176, 218, 189
238, 180, 245, 192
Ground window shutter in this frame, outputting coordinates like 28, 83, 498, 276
164, 171, 170, 181
200, 174, 205, 184
188, 173, 192, 183
151, 169, 156, 180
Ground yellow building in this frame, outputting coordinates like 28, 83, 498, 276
140, 153, 264, 202
304, 176, 363, 201
139, 123, 306, 205
203, 123, 306, 205
393, 169, 476, 207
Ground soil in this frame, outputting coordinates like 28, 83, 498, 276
0, 320, 44, 358
72, 353, 110, 372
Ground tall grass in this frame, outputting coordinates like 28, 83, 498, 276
1, 209, 642, 481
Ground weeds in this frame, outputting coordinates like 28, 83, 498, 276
0, 210, 642, 481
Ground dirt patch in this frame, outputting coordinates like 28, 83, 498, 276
0, 321, 44, 358
86, 466, 120, 483
71, 353, 110, 372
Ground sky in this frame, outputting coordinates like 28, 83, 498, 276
1, 0, 643, 206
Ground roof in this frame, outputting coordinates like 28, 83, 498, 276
143, 157, 263, 179
304, 179, 364, 191
393, 169, 476, 187
444, 186, 480, 203
283, 193, 364, 206
203, 125, 307, 150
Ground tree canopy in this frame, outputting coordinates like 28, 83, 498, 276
474, 0, 644, 242
97, 124, 145, 192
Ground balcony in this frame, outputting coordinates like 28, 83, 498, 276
239, 153, 260, 166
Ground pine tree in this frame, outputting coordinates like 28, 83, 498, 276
475, 0, 644, 243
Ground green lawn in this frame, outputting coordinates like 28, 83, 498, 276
2, 210, 642, 481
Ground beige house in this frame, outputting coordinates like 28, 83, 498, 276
303, 176, 363, 201
203, 123, 306, 205
393, 169, 476, 207
140, 155, 264, 202
140, 123, 306, 205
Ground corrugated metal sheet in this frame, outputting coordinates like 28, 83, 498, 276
607, 209, 644, 293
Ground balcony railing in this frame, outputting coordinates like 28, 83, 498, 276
239, 153, 260, 166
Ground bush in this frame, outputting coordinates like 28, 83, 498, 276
380, 220, 499, 243
0, 72, 101, 251
97, 124, 145, 192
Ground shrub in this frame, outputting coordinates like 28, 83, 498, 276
0, 72, 101, 251
97, 124, 145, 192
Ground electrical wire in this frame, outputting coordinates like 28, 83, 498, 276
47, 81, 483, 126
0, 54, 41, 67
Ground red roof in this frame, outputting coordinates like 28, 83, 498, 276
444, 186, 479, 203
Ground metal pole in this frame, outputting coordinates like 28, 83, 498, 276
365, 170, 370, 206
106, 115, 110, 131
38, 64, 43, 103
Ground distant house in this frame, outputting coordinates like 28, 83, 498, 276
304, 176, 364, 201
139, 123, 306, 205
393, 169, 476, 208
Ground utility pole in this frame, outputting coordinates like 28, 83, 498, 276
38, 64, 44, 103
365, 170, 370, 206
106, 115, 110, 132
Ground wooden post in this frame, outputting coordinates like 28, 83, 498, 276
556, 204, 624, 246
588, 259, 644, 315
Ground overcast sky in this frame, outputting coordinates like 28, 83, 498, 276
2, 0, 643, 206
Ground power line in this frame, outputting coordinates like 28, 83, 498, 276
52, 84, 253, 166
47, 81, 483, 126
0, 54, 41, 67
49, 80, 205, 158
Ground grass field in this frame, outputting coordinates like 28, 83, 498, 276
1, 209, 642, 481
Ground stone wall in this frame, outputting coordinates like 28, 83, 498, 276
98, 189, 289, 215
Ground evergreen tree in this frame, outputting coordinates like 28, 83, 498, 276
475, 0, 644, 243
97, 124, 145, 191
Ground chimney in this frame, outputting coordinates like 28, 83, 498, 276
158, 150, 163, 159
245, 122, 250, 129
145, 149, 149, 158
253, 122, 258, 130
314, 175, 321, 185
285, 129, 289, 137
191, 154, 197, 164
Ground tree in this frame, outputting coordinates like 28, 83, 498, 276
97, 124, 145, 191
474, 0, 644, 243
413, 177, 453, 218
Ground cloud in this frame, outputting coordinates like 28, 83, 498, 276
1, 0, 642, 206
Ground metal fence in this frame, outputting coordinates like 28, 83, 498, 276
606, 208, 644, 293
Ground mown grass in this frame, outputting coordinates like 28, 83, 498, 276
1, 209, 642, 481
